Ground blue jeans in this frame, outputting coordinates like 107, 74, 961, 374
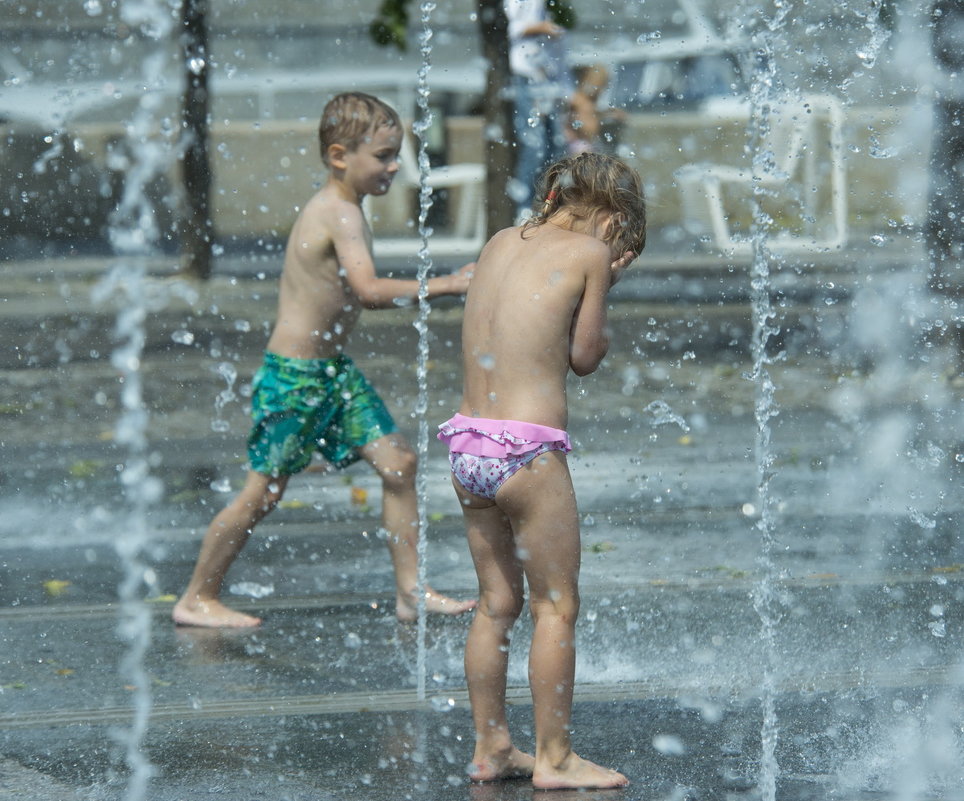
510, 75, 568, 215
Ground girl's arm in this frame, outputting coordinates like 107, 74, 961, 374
568, 247, 636, 375
568, 249, 613, 376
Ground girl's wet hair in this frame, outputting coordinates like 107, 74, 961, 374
318, 92, 401, 165
524, 152, 647, 256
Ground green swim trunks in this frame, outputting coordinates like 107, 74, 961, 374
247, 351, 397, 475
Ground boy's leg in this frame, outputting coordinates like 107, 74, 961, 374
359, 433, 476, 621
497, 451, 628, 790
172, 470, 288, 628
455, 482, 534, 781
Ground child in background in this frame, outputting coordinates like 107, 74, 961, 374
566, 63, 626, 154
173, 92, 476, 628
438, 152, 646, 789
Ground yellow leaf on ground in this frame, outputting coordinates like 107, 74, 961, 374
279, 499, 308, 509
43, 579, 71, 597
351, 487, 368, 506
68, 460, 103, 478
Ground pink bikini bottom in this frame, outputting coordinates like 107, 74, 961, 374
437, 414, 572, 500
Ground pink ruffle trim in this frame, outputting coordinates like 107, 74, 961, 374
437, 413, 572, 457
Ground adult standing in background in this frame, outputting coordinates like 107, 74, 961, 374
927, 0, 964, 297
927, 0, 964, 372
504, 0, 574, 221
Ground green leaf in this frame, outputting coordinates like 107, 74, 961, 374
370, 0, 411, 51
547, 0, 576, 29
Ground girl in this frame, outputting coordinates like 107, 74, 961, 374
438, 152, 646, 789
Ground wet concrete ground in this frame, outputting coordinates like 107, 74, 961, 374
1, 249, 963, 799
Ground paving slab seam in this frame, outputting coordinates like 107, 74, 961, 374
0, 665, 957, 731
4, 572, 962, 623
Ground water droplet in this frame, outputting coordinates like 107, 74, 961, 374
869, 143, 895, 159
652, 734, 685, 755
171, 330, 195, 345
229, 581, 274, 598
431, 696, 456, 712
217, 362, 237, 382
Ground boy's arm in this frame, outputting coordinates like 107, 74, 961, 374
332, 204, 471, 308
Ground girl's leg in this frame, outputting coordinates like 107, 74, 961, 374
454, 479, 535, 782
497, 450, 628, 789
360, 434, 476, 620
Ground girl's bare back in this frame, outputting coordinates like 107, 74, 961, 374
459, 221, 613, 429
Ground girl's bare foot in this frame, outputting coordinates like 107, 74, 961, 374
396, 586, 477, 622
467, 746, 535, 782
532, 752, 629, 790
172, 598, 262, 628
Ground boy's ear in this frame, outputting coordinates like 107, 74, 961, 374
327, 143, 348, 169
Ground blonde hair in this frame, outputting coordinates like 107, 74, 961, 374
523, 152, 647, 256
318, 92, 401, 166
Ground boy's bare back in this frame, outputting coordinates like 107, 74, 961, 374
459, 218, 617, 431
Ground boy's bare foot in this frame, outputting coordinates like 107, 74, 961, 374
467, 747, 535, 782
396, 586, 477, 622
172, 598, 262, 628
532, 753, 629, 790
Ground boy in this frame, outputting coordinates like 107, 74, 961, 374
173, 92, 476, 627
438, 152, 646, 788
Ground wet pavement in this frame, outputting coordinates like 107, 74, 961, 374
1, 247, 963, 800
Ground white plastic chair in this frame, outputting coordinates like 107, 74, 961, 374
676, 93, 848, 254
371, 130, 486, 257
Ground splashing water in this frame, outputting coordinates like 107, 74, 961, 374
842, 0, 892, 86
644, 400, 691, 432
412, 0, 437, 703
86, 0, 175, 797
736, 2, 794, 797
211, 361, 239, 433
